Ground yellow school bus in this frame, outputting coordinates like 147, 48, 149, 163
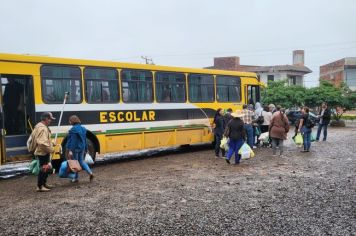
0, 53, 262, 167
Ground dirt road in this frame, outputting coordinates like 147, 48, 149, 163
0, 127, 355, 235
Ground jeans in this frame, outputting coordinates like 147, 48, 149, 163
214, 133, 225, 156
302, 126, 312, 151
316, 123, 328, 141
244, 124, 254, 148
37, 154, 50, 188
226, 138, 244, 164
72, 151, 92, 180
271, 138, 284, 155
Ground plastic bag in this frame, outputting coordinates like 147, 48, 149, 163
311, 133, 316, 142
84, 153, 94, 164
294, 133, 303, 145
28, 159, 39, 176
220, 136, 229, 151
254, 126, 261, 136
238, 143, 253, 159
258, 132, 269, 143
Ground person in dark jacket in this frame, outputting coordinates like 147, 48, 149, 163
223, 108, 233, 126
224, 111, 246, 164
213, 108, 225, 157
316, 102, 331, 141
298, 107, 312, 152
66, 115, 94, 182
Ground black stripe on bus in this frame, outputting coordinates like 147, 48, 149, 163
35, 108, 217, 126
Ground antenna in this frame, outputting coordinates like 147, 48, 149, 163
141, 56, 155, 65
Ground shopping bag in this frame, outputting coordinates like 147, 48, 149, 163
58, 161, 76, 179
84, 153, 94, 164
258, 132, 269, 142
238, 143, 252, 159
294, 133, 303, 145
67, 160, 82, 172
220, 136, 229, 151
28, 158, 39, 176
254, 126, 261, 136
311, 133, 316, 142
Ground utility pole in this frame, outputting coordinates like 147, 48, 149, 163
141, 56, 154, 65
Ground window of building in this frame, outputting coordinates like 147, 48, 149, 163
216, 75, 241, 102
267, 75, 274, 83
290, 76, 296, 85
155, 72, 186, 103
84, 67, 119, 103
41, 65, 82, 103
121, 69, 153, 103
188, 74, 214, 102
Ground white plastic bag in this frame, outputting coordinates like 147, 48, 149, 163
238, 143, 254, 159
84, 153, 94, 164
220, 136, 229, 151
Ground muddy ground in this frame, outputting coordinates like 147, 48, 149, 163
0, 127, 355, 235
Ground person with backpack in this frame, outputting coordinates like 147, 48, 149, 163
29, 112, 56, 192
298, 107, 314, 152
224, 111, 246, 164
269, 106, 290, 157
316, 102, 331, 141
66, 115, 94, 182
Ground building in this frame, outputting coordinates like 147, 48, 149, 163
206, 50, 312, 86
320, 57, 356, 91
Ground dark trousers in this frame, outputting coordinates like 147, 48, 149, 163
214, 133, 225, 156
37, 154, 50, 188
316, 123, 328, 141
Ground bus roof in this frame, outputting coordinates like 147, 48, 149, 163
0, 53, 258, 78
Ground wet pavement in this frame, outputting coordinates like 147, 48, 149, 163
0, 127, 355, 235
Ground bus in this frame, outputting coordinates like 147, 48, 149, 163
0, 53, 262, 168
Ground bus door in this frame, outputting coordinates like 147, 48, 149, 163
245, 85, 260, 106
0, 74, 35, 163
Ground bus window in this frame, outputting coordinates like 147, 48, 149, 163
155, 72, 186, 103
216, 75, 241, 102
188, 74, 214, 103
84, 67, 119, 103
121, 69, 153, 103
41, 65, 82, 103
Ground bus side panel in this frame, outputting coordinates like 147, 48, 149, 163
144, 131, 174, 148
106, 133, 142, 152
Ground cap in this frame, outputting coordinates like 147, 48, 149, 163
41, 112, 56, 120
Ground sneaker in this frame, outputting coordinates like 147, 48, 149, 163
36, 186, 51, 192
279, 154, 286, 158
89, 174, 94, 182
215, 155, 219, 158
71, 179, 79, 183
253, 146, 257, 149
225, 159, 230, 164
300, 150, 308, 153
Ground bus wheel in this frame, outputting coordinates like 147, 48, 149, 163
86, 138, 96, 162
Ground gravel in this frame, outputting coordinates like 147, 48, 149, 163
0, 127, 355, 235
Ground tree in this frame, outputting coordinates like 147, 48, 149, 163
261, 79, 307, 108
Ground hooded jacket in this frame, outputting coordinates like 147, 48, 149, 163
66, 124, 87, 153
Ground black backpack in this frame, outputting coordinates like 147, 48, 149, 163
305, 115, 315, 128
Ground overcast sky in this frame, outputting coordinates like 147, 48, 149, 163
1, 0, 356, 87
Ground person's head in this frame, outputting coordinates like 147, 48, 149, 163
69, 115, 81, 125
322, 102, 327, 109
263, 105, 269, 112
302, 106, 309, 114
255, 102, 262, 109
248, 104, 254, 111
242, 104, 248, 110
276, 105, 282, 111
268, 104, 275, 112
40, 112, 56, 126
226, 108, 233, 113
